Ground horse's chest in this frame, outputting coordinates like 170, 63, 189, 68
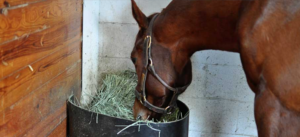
239, 35, 265, 93
239, 0, 300, 111
237, 1, 272, 92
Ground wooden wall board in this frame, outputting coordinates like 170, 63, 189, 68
24, 104, 67, 137
0, 61, 81, 136
0, 0, 83, 136
0, 0, 82, 44
0, 42, 81, 112
47, 118, 67, 137
0, 0, 44, 9
0, 0, 82, 78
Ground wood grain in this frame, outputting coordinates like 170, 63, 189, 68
47, 118, 67, 137
0, 0, 44, 9
0, 4, 82, 79
25, 104, 67, 137
0, 41, 81, 112
0, 0, 82, 44
0, 0, 83, 136
0, 61, 81, 136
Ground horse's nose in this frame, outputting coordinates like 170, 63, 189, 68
133, 98, 152, 120
136, 110, 150, 120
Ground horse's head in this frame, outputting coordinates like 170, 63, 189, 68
130, 0, 192, 120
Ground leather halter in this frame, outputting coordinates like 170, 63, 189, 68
135, 14, 190, 114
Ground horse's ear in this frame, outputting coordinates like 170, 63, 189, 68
131, 0, 148, 29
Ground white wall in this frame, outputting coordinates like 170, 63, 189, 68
83, 0, 258, 136
82, 0, 101, 105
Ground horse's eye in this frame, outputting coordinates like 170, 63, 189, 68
131, 58, 137, 64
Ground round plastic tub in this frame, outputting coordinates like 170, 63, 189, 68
67, 95, 189, 137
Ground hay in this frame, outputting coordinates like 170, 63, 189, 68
85, 70, 137, 120
84, 70, 182, 122
160, 107, 181, 122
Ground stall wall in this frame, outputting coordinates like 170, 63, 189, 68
83, 0, 258, 136
0, 0, 82, 136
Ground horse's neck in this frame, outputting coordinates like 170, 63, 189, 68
154, 0, 245, 56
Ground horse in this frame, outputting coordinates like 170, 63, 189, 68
130, 0, 300, 136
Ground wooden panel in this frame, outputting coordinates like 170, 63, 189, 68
48, 118, 67, 137
0, 41, 81, 112
0, 0, 82, 44
0, 0, 43, 9
25, 104, 67, 137
0, 61, 81, 136
0, 0, 83, 136
0, 1, 82, 78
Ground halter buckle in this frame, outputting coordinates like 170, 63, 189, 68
146, 36, 152, 48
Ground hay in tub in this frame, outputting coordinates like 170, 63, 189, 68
84, 70, 181, 122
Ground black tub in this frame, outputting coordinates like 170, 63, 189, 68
67, 95, 190, 137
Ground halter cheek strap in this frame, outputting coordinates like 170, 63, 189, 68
135, 14, 190, 114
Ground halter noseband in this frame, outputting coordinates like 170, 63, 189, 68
135, 14, 190, 114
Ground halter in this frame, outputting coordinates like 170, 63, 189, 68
135, 14, 190, 114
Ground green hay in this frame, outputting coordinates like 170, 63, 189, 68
84, 70, 182, 122
85, 70, 137, 120
160, 107, 181, 122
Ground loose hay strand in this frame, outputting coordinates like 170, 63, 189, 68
116, 120, 161, 137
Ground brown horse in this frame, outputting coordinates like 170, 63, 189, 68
130, 0, 300, 136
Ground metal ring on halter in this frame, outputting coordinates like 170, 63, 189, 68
165, 106, 173, 114
139, 97, 143, 104
149, 58, 153, 66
